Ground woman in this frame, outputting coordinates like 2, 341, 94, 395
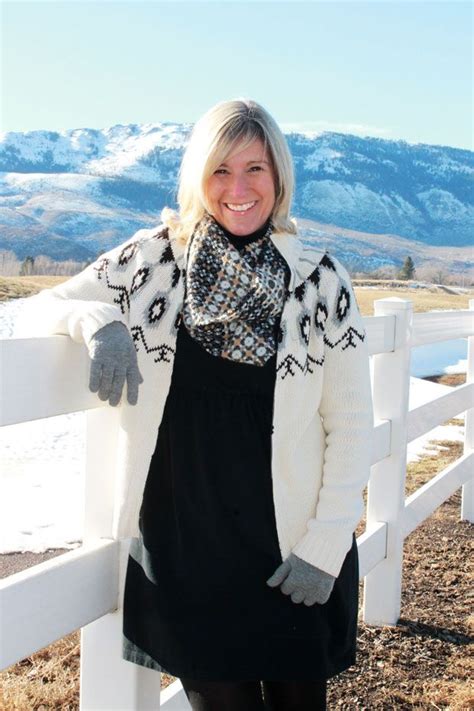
22, 99, 373, 710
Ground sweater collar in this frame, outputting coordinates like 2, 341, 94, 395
219, 218, 271, 247
267, 232, 328, 291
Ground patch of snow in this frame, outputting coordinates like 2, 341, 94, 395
301, 179, 422, 226
0, 123, 190, 182
0, 414, 85, 553
413, 156, 474, 176
3, 171, 99, 196
303, 146, 350, 174
406, 421, 465, 464
405, 376, 465, 464
417, 188, 473, 222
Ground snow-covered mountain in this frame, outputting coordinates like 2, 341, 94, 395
0, 123, 472, 272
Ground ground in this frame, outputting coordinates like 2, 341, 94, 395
329, 437, 473, 710
0, 276, 65, 301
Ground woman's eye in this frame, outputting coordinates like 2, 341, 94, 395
249, 166, 263, 172
214, 168, 228, 175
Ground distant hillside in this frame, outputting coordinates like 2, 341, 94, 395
0, 123, 472, 273
298, 219, 473, 278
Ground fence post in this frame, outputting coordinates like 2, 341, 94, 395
461, 298, 474, 522
80, 407, 161, 710
363, 297, 413, 626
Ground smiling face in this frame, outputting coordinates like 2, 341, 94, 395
205, 138, 276, 236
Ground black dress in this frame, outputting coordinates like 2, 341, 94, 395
122, 228, 359, 681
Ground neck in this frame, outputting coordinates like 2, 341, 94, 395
217, 218, 271, 245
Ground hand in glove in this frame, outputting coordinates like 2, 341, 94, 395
87, 321, 143, 407
266, 553, 336, 606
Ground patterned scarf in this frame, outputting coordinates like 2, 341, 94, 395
182, 214, 289, 366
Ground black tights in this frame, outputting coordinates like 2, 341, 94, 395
179, 676, 327, 711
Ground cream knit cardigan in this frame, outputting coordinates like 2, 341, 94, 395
19, 224, 374, 578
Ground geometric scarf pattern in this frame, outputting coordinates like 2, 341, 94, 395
182, 214, 289, 365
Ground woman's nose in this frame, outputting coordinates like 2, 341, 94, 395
228, 173, 249, 198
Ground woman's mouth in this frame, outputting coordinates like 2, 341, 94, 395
224, 201, 257, 213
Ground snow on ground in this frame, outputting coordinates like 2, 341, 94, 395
1, 299, 86, 553
0, 413, 85, 553
0, 298, 469, 554
407, 378, 465, 463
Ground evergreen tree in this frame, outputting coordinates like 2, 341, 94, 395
398, 256, 415, 280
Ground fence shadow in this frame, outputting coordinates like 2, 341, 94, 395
397, 617, 472, 646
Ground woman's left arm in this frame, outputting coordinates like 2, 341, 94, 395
291, 260, 374, 579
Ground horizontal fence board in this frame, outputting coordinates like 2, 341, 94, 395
402, 451, 474, 538
407, 382, 474, 443
411, 310, 473, 347
0, 337, 102, 426
0, 540, 119, 670
357, 521, 387, 578
0, 314, 393, 429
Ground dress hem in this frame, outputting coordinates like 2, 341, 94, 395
122, 633, 356, 682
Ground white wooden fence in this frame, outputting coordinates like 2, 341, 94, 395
1, 296, 473, 710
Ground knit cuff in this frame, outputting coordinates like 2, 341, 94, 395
77, 304, 129, 346
291, 526, 355, 578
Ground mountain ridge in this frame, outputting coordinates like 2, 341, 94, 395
1, 123, 472, 273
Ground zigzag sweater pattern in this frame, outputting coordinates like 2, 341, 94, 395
19, 224, 374, 578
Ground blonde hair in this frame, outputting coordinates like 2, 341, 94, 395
162, 98, 297, 243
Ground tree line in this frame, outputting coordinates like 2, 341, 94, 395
0, 250, 470, 287
0, 251, 96, 277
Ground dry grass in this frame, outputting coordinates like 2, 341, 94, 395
354, 287, 472, 316
0, 276, 67, 302
1, 276, 471, 316
0, 632, 80, 711
1, 433, 472, 709
425, 374, 466, 388
404, 438, 465, 497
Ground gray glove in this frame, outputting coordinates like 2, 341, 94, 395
266, 552, 336, 606
87, 321, 143, 407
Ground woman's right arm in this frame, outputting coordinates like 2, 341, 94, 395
16, 231, 151, 406
16, 230, 145, 345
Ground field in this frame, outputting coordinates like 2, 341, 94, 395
0, 278, 472, 709
1, 275, 473, 314
0, 276, 66, 302
353, 285, 472, 316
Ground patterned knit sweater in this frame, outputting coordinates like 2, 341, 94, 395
18, 224, 374, 578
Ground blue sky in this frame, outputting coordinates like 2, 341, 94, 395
2, 1, 472, 149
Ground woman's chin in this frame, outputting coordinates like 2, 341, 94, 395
219, 213, 267, 236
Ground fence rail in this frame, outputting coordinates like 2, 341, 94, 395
1, 297, 473, 710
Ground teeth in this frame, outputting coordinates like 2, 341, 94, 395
226, 201, 256, 212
